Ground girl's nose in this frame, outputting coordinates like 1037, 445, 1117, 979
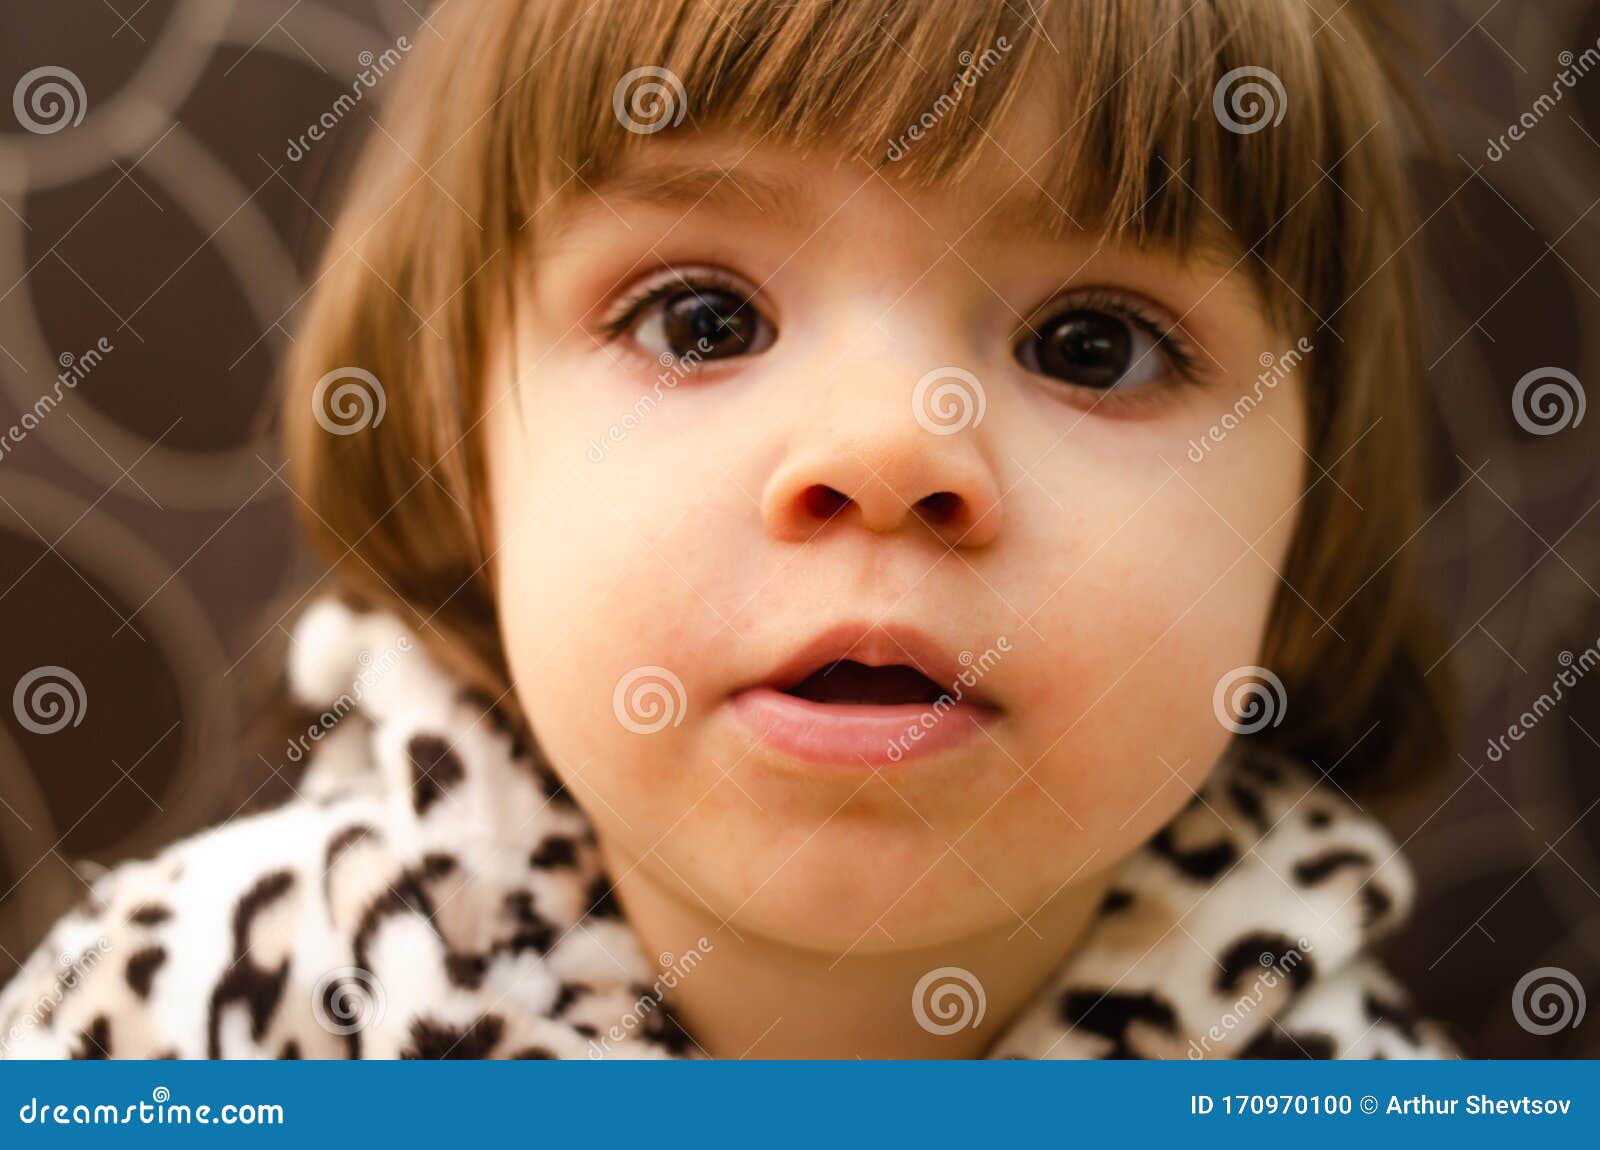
759, 369, 1003, 549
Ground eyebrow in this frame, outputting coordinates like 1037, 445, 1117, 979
539, 157, 1230, 269
541, 162, 823, 242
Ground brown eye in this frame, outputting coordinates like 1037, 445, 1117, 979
1016, 307, 1163, 392
659, 289, 764, 361
625, 281, 775, 365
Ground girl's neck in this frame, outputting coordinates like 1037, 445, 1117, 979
601, 843, 1114, 1059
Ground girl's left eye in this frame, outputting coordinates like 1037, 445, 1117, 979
605, 271, 776, 364
1014, 294, 1188, 394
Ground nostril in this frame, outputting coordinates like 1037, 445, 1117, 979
802, 484, 851, 521
915, 490, 963, 526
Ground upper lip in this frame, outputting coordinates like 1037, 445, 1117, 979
744, 621, 996, 706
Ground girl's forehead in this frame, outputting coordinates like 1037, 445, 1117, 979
540, 124, 1240, 288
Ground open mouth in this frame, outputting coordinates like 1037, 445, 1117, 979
731, 624, 997, 768
780, 660, 949, 707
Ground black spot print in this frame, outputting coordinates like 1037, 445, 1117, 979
125, 945, 167, 999
1227, 782, 1268, 833
445, 952, 489, 991
321, 976, 364, 1060
1060, 990, 1177, 1059
407, 734, 467, 816
1360, 883, 1393, 927
325, 823, 377, 877
1235, 755, 1284, 785
1148, 827, 1237, 882
1215, 933, 1313, 996
69, 1015, 111, 1060
640, 1001, 697, 1055
1239, 1027, 1336, 1059
401, 1015, 505, 1059
504, 891, 556, 956
1292, 848, 1373, 886
420, 853, 458, 880
129, 904, 172, 927
1306, 808, 1333, 829
550, 982, 590, 1017
1363, 991, 1420, 1044
1098, 888, 1134, 914
206, 870, 296, 1059
279, 1039, 302, 1059
529, 835, 579, 870
353, 868, 438, 976
511, 1045, 558, 1059
585, 875, 622, 919
534, 764, 576, 809
459, 687, 533, 764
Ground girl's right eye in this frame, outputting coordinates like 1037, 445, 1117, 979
604, 271, 777, 364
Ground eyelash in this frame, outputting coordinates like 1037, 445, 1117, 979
1018, 286, 1204, 397
598, 265, 759, 344
597, 269, 1206, 406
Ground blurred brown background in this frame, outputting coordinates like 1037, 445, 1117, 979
0, 0, 1596, 1057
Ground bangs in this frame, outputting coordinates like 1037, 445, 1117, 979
482, 0, 1410, 329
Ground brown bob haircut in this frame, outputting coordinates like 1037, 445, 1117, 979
282, 0, 1449, 795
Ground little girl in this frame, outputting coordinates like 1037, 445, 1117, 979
1, 0, 1459, 1059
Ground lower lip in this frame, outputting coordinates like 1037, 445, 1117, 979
730, 687, 993, 768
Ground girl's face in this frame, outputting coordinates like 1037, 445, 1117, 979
484, 129, 1307, 953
